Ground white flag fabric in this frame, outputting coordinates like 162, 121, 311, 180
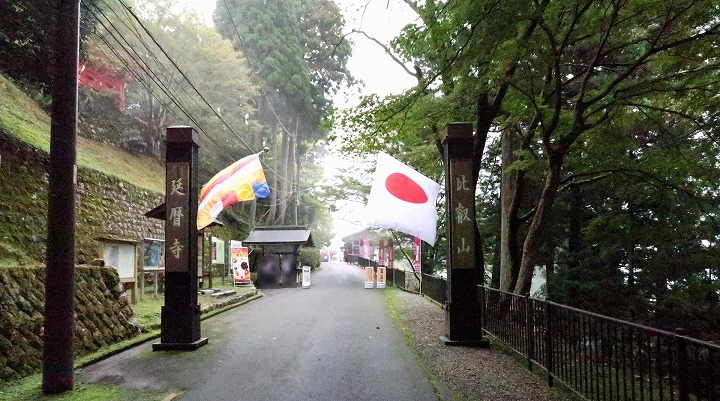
364, 152, 441, 246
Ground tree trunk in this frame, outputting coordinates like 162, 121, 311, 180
499, 129, 522, 292
292, 124, 299, 225
490, 234, 501, 289
277, 124, 291, 225
267, 127, 279, 224
567, 186, 583, 270
514, 154, 563, 295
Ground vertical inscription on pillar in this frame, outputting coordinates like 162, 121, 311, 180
449, 159, 474, 269
166, 162, 190, 272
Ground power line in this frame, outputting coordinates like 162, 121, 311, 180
107, 0, 292, 185
115, 0, 259, 155
83, 2, 237, 163
84, 0, 296, 207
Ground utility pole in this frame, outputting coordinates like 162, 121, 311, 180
42, 0, 80, 394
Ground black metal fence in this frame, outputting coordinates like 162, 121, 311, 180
480, 286, 720, 401
421, 273, 447, 305
384, 268, 445, 304
357, 256, 377, 268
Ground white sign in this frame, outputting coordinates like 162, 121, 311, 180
211, 237, 225, 264
302, 266, 311, 289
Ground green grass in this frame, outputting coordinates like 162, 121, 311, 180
384, 287, 463, 401
131, 295, 164, 329
0, 74, 164, 193
0, 375, 175, 401
132, 281, 254, 329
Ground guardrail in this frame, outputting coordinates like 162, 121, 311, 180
480, 285, 720, 401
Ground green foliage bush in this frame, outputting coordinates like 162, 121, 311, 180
299, 247, 320, 270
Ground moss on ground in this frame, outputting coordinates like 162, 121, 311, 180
0, 375, 175, 401
0, 74, 164, 193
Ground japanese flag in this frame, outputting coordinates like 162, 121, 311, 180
364, 152, 441, 246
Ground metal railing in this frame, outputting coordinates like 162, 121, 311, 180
480, 286, 720, 401
357, 256, 378, 268
421, 273, 447, 305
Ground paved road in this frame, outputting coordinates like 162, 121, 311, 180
77, 261, 437, 401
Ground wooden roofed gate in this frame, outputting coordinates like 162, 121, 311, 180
243, 226, 314, 289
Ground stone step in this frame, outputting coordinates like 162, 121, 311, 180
209, 290, 236, 298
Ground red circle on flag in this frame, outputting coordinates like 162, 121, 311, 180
385, 173, 428, 204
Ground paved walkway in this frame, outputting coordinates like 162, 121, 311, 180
77, 261, 437, 401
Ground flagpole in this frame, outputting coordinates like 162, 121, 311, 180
252, 147, 269, 227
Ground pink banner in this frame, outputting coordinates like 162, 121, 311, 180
388, 238, 394, 269
378, 240, 385, 266
413, 237, 421, 273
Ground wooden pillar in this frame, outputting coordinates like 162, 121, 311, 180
153, 126, 208, 351
43, 0, 80, 393
441, 123, 488, 347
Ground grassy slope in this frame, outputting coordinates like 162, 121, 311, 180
0, 75, 163, 193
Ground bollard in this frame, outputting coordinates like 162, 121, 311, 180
364, 266, 375, 288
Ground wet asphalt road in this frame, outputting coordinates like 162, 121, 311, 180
77, 261, 437, 401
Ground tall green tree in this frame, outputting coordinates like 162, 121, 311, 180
0, 1, 99, 91
214, 0, 352, 225
342, 0, 720, 298
83, 0, 259, 178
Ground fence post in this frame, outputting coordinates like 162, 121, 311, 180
676, 328, 689, 401
479, 285, 486, 335
545, 301, 554, 387
526, 294, 534, 372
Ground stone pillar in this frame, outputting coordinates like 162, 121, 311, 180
153, 126, 208, 351
441, 123, 488, 347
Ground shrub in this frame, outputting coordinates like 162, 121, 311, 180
299, 247, 320, 270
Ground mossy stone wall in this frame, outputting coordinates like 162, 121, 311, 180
0, 134, 164, 264
0, 266, 138, 380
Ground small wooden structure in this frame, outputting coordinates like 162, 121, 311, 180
96, 235, 139, 304
243, 226, 313, 289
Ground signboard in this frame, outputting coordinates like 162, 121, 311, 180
103, 242, 136, 281
413, 236, 422, 273
364, 266, 375, 289
143, 239, 165, 270
165, 162, 190, 272
448, 159, 474, 269
376, 266, 386, 289
230, 240, 250, 284
211, 237, 225, 264
302, 266, 311, 288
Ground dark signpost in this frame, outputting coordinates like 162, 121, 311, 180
153, 126, 208, 351
441, 123, 488, 347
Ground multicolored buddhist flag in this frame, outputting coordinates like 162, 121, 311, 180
197, 153, 270, 230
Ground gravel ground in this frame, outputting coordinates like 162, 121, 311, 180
394, 290, 573, 401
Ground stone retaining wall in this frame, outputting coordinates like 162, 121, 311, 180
0, 134, 164, 264
0, 266, 138, 380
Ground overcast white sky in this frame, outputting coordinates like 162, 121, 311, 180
176, 0, 418, 247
